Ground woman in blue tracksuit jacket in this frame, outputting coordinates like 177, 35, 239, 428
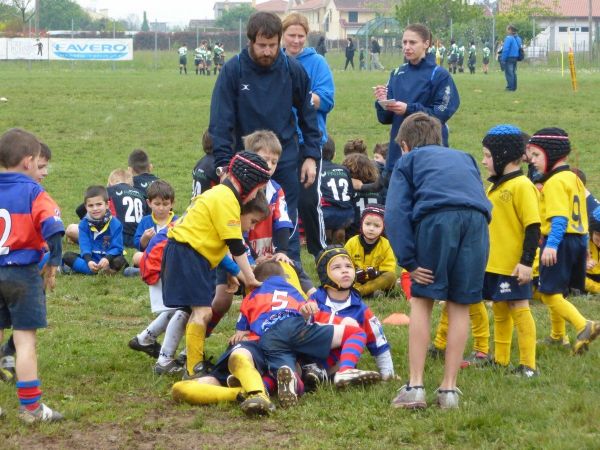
374, 23, 460, 174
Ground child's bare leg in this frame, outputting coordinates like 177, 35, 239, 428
441, 301, 469, 389
65, 224, 79, 244
132, 252, 143, 267
408, 297, 433, 386
13, 330, 37, 381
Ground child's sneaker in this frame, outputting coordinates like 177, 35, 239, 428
538, 335, 571, 349
123, 267, 140, 277
573, 320, 600, 355
435, 387, 462, 409
175, 352, 187, 367
128, 336, 161, 358
301, 363, 328, 392
181, 360, 212, 380
391, 385, 426, 409
0, 356, 15, 383
18, 403, 64, 424
153, 360, 184, 375
240, 392, 275, 416
512, 364, 539, 378
460, 351, 490, 368
333, 368, 381, 388
276, 366, 298, 408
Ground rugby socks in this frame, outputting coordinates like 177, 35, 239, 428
511, 306, 537, 369
399, 270, 412, 299
229, 353, 264, 394
470, 302, 490, 355
492, 302, 513, 366
72, 257, 92, 274
206, 307, 224, 338
433, 304, 449, 351
338, 326, 367, 372
541, 293, 587, 335
172, 381, 241, 405
185, 323, 206, 376
17, 379, 42, 411
262, 374, 276, 395
138, 311, 174, 346
157, 310, 189, 366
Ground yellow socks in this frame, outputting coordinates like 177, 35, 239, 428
470, 302, 490, 354
172, 381, 241, 405
510, 306, 536, 369
228, 353, 265, 394
541, 293, 587, 335
432, 303, 449, 350
492, 302, 513, 366
185, 323, 206, 376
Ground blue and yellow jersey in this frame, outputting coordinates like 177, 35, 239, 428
78, 215, 123, 263
0, 173, 64, 266
133, 212, 177, 251
486, 173, 540, 275
168, 183, 241, 268
344, 235, 397, 273
539, 169, 588, 236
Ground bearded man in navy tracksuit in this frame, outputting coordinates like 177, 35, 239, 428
209, 11, 321, 266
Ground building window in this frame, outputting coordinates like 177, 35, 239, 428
559, 26, 567, 32
581, 27, 589, 32
348, 11, 358, 23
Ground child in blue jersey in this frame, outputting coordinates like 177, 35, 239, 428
131, 180, 178, 270
0, 128, 65, 422
310, 246, 395, 381
192, 130, 218, 198
386, 113, 491, 409
528, 128, 600, 354
320, 137, 354, 245
62, 185, 127, 275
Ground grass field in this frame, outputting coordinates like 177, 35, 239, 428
1, 50, 600, 449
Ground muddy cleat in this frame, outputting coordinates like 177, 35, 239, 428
18, 403, 64, 424
573, 321, 600, 355
512, 364, 539, 378
153, 360, 184, 375
461, 351, 490, 369
538, 335, 571, 349
240, 392, 275, 416
333, 368, 381, 389
277, 366, 298, 408
436, 387, 462, 409
128, 336, 161, 359
301, 363, 328, 393
391, 385, 426, 409
182, 360, 213, 380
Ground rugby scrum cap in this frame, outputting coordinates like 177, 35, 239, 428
361, 204, 386, 232
227, 151, 271, 199
482, 124, 524, 176
316, 245, 354, 291
528, 127, 571, 174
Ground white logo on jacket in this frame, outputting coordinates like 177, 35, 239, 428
241, 84, 250, 91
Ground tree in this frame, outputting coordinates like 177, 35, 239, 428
215, 4, 255, 31
39, 0, 91, 30
141, 10, 149, 32
12, 0, 34, 26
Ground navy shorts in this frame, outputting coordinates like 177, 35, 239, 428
161, 240, 216, 308
0, 264, 47, 329
179, 56, 187, 65
259, 316, 334, 372
209, 340, 267, 385
538, 234, 587, 294
322, 206, 354, 231
412, 209, 489, 304
483, 273, 532, 301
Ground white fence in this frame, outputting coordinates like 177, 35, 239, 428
0, 38, 133, 61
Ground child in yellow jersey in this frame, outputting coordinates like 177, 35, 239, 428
528, 128, 600, 354
162, 151, 271, 379
585, 220, 600, 294
344, 204, 397, 297
481, 125, 541, 376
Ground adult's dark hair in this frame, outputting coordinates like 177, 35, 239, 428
247, 12, 282, 43
507, 25, 518, 34
405, 23, 432, 46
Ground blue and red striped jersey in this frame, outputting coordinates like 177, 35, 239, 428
0, 173, 64, 266
139, 226, 170, 286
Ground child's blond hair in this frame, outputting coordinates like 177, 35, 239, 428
243, 130, 282, 157
108, 168, 133, 186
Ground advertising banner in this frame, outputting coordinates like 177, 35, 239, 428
6, 38, 47, 60
49, 39, 133, 60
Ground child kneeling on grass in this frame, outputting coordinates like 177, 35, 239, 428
385, 112, 492, 410
344, 205, 397, 297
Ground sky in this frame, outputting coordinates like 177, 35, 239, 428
74, 1, 223, 25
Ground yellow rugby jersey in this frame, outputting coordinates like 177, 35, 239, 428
344, 235, 397, 273
539, 169, 587, 236
486, 174, 541, 275
168, 184, 241, 268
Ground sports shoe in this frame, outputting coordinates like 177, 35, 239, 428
276, 366, 298, 408
181, 360, 213, 380
301, 363, 328, 393
461, 351, 490, 368
435, 387, 462, 409
573, 320, 600, 355
175, 352, 187, 366
240, 392, 275, 416
128, 336, 161, 359
0, 356, 15, 383
123, 267, 140, 277
428, 344, 445, 360
333, 368, 381, 389
58, 264, 72, 275
153, 360, 184, 375
18, 403, 64, 424
391, 385, 427, 409
539, 335, 571, 349
512, 364, 539, 378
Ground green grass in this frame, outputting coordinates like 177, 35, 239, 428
1, 51, 600, 449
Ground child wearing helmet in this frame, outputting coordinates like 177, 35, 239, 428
344, 205, 397, 297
